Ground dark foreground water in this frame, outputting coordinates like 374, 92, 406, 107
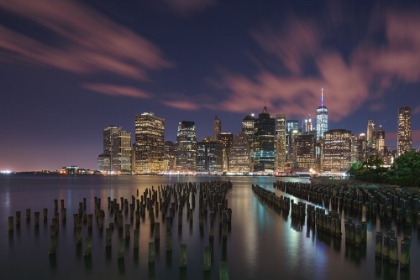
0, 175, 418, 280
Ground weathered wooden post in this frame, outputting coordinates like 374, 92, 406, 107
16, 211, 21, 227
87, 214, 93, 229
148, 242, 155, 263
73, 214, 78, 228
389, 238, 398, 264
154, 222, 160, 240
26, 209, 31, 220
8, 216, 13, 231
400, 240, 410, 268
355, 225, 362, 247
61, 208, 66, 221
43, 208, 48, 220
383, 234, 390, 260
375, 232, 383, 257
361, 222, 367, 242
219, 262, 229, 280
83, 236, 93, 256
125, 224, 130, 239
54, 199, 58, 211
105, 228, 112, 247
180, 244, 187, 268
34, 212, 40, 227
118, 238, 125, 259
76, 226, 83, 245
209, 211, 214, 240
133, 229, 139, 248
203, 246, 211, 271
48, 235, 58, 255
222, 210, 228, 239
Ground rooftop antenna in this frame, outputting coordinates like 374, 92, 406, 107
321, 88, 324, 107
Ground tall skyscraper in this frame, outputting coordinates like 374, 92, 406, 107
304, 114, 313, 133
254, 106, 275, 172
134, 112, 165, 172
275, 114, 287, 172
229, 132, 251, 172
293, 134, 316, 169
242, 114, 255, 170
366, 120, 376, 149
111, 130, 132, 172
218, 132, 234, 171
316, 89, 328, 140
375, 125, 385, 154
196, 137, 223, 172
163, 141, 176, 171
213, 116, 221, 140
286, 120, 299, 161
176, 121, 197, 172
321, 129, 352, 172
397, 107, 412, 156
97, 125, 121, 172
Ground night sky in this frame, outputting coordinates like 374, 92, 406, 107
0, 0, 419, 171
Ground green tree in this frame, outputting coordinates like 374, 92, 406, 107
387, 150, 420, 187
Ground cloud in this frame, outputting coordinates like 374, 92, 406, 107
414, 105, 420, 114
0, 0, 172, 80
163, 0, 217, 16
82, 83, 151, 99
215, 8, 420, 121
162, 100, 200, 110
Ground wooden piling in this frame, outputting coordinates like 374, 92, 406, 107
154, 222, 160, 240
180, 244, 187, 268
8, 216, 13, 231
203, 246, 211, 271
43, 208, 48, 220
105, 228, 112, 247
48, 235, 58, 255
375, 232, 382, 257
125, 224, 130, 239
34, 212, 40, 226
133, 229, 139, 248
148, 242, 155, 263
400, 240, 410, 268
389, 238, 398, 264
76, 226, 83, 245
118, 238, 125, 259
83, 236, 93, 256
219, 262, 229, 280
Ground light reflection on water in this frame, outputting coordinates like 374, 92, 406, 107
0, 175, 418, 280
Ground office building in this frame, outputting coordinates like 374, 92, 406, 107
321, 129, 352, 171
275, 114, 287, 172
111, 130, 132, 172
286, 120, 299, 161
163, 141, 176, 171
176, 121, 197, 172
254, 106, 275, 172
304, 114, 313, 133
316, 89, 328, 140
293, 134, 316, 169
196, 137, 223, 172
376, 125, 385, 154
367, 120, 376, 150
229, 132, 251, 172
242, 114, 255, 156
134, 112, 165, 172
397, 107, 412, 156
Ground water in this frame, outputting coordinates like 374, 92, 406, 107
0, 175, 418, 279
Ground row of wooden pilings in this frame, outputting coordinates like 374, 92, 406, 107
7, 180, 232, 279
273, 181, 420, 227
270, 181, 413, 269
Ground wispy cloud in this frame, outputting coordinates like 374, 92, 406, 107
162, 100, 200, 110
413, 105, 420, 114
82, 83, 151, 99
0, 0, 172, 80
215, 8, 420, 120
163, 0, 217, 16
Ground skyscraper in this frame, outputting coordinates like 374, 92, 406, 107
242, 114, 255, 170
229, 132, 251, 172
286, 120, 299, 161
366, 120, 376, 150
213, 116, 221, 140
254, 106, 275, 172
316, 89, 328, 140
176, 121, 197, 172
275, 114, 287, 172
321, 129, 352, 172
293, 134, 316, 169
304, 114, 313, 133
134, 112, 165, 172
97, 125, 121, 172
163, 141, 176, 171
397, 107, 412, 156
375, 125, 385, 154
196, 137, 223, 172
111, 130, 132, 172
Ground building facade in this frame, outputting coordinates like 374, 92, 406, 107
196, 138, 223, 172
163, 141, 176, 171
229, 132, 251, 172
316, 89, 328, 140
275, 114, 287, 172
176, 121, 197, 172
321, 129, 352, 172
397, 107, 412, 156
253, 106, 275, 172
293, 134, 316, 169
111, 130, 132, 172
213, 116, 221, 140
367, 119, 376, 150
134, 112, 165, 172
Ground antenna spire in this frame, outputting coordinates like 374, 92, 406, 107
321, 88, 324, 107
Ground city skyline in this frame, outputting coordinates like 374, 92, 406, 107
1, 0, 420, 171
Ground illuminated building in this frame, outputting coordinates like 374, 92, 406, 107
111, 130, 132, 172
97, 125, 121, 172
242, 114, 255, 155
286, 120, 299, 161
254, 106, 275, 172
321, 129, 352, 171
397, 107, 412, 156
213, 116, 221, 140
196, 137, 223, 172
316, 89, 328, 140
351, 135, 359, 164
304, 114, 313, 133
218, 132, 234, 170
176, 121, 197, 172
134, 112, 165, 172
293, 134, 316, 169
275, 114, 287, 172
375, 125, 385, 154
229, 132, 251, 172
358, 133, 367, 162
163, 141, 176, 171
366, 120, 376, 150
